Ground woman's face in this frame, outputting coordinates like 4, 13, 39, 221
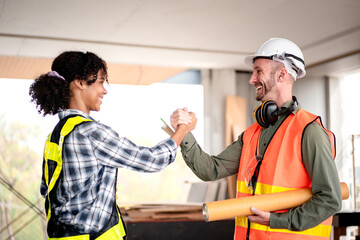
82, 69, 108, 113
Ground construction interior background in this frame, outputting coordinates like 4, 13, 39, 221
0, 0, 360, 239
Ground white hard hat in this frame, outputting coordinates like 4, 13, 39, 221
244, 38, 306, 80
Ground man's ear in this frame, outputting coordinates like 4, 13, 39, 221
277, 68, 287, 82
73, 79, 86, 89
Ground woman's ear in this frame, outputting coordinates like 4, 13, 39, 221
73, 79, 85, 89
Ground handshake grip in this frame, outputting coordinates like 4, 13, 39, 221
203, 182, 349, 222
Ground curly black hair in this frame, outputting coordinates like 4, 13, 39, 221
29, 51, 107, 116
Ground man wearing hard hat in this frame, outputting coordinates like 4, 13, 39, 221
171, 38, 342, 240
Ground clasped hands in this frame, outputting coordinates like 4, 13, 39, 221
170, 107, 197, 133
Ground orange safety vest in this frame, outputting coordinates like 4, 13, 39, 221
235, 108, 336, 240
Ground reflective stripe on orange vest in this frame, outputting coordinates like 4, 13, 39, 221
235, 108, 335, 240
235, 217, 332, 239
235, 181, 332, 239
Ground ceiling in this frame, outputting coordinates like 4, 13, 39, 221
0, 0, 359, 84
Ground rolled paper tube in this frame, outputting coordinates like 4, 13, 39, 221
203, 182, 349, 222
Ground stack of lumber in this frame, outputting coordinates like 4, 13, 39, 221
119, 203, 204, 222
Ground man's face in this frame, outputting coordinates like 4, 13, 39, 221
248, 58, 277, 102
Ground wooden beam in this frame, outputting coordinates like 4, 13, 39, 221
0, 55, 186, 85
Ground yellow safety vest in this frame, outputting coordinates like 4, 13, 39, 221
43, 115, 126, 240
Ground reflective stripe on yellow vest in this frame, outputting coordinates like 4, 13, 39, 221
234, 109, 336, 240
48, 210, 126, 240
43, 115, 126, 240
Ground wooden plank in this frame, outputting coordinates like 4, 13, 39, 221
139, 205, 202, 213
225, 95, 247, 199
151, 212, 203, 220
119, 203, 204, 221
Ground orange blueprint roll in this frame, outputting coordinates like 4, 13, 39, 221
203, 182, 349, 222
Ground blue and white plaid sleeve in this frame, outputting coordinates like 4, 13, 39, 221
80, 121, 178, 172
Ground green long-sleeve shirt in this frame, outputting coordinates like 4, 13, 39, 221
180, 100, 342, 231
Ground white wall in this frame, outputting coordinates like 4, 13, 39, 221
202, 69, 237, 154
292, 77, 328, 127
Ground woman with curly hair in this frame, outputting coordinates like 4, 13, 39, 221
29, 51, 195, 240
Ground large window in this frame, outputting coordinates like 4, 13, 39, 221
335, 71, 360, 210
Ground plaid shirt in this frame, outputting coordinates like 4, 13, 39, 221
40, 109, 177, 234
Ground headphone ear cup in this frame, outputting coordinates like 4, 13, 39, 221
254, 100, 279, 128
254, 104, 269, 128
262, 100, 279, 124
254, 98, 297, 128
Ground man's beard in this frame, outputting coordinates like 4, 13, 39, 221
256, 75, 276, 101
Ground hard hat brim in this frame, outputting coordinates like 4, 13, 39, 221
244, 55, 256, 67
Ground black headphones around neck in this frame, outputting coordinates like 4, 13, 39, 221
254, 96, 298, 128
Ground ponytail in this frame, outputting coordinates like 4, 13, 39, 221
29, 71, 70, 116
29, 51, 107, 116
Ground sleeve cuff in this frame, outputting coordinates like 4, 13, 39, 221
160, 138, 178, 162
270, 212, 288, 229
180, 132, 197, 151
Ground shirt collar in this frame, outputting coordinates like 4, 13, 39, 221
58, 109, 95, 121
280, 98, 301, 115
